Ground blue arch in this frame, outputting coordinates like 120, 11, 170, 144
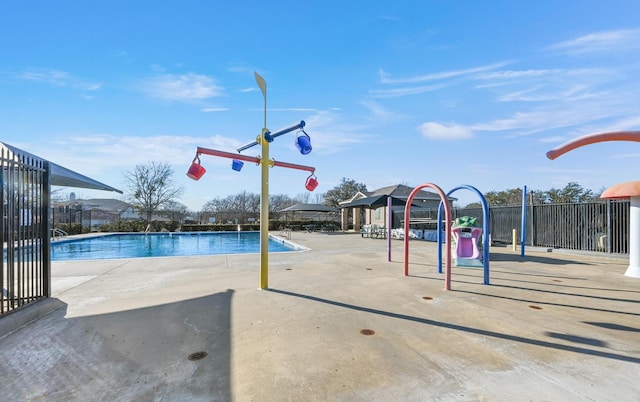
437, 185, 491, 285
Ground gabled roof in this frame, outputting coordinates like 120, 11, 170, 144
366, 184, 456, 201
340, 191, 368, 205
1, 142, 122, 193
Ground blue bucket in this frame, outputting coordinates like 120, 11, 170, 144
232, 159, 244, 171
295, 132, 312, 155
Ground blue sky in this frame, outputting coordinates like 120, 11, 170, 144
2, 1, 640, 210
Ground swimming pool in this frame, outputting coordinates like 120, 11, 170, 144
51, 232, 301, 261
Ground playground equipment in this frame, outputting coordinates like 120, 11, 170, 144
188, 72, 317, 289
396, 183, 490, 289
547, 130, 640, 278
451, 216, 483, 267
402, 183, 453, 290
437, 184, 491, 285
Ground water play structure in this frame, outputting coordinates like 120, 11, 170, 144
398, 183, 492, 290
547, 130, 640, 278
438, 184, 491, 285
451, 216, 483, 267
402, 183, 453, 289
188, 72, 317, 289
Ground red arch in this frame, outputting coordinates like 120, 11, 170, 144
546, 131, 640, 160
403, 183, 453, 290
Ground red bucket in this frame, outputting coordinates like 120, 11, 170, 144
305, 175, 318, 191
186, 162, 206, 180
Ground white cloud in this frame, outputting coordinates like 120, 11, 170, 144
145, 73, 223, 101
360, 99, 396, 119
419, 122, 473, 140
378, 62, 509, 84
548, 28, 640, 55
476, 69, 563, 80
202, 107, 229, 112
369, 82, 451, 98
301, 110, 374, 154
38, 133, 242, 173
18, 68, 102, 91
267, 108, 318, 112
497, 84, 595, 102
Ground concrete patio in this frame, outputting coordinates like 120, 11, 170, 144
1, 232, 639, 401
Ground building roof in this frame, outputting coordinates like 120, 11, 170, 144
339, 184, 457, 206
1, 142, 122, 193
365, 184, 456, 201
278, 203, 337, 213
53, 198, 133, 212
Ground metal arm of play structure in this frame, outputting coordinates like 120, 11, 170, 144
236, 121, 306, 153
546, 131, 640, 160
546, 130, 640, 279
195, 146, 315, 174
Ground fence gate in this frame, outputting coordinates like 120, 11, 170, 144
1, 146, 50, 316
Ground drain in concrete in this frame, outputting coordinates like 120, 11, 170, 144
188, 351, 208, 361
528, 305, 543, 310
360, 329, 375, 336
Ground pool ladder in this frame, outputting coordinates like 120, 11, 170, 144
279, 228, 292, 240
51, 228, 68, 241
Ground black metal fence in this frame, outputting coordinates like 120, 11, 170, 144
454, 200, 630, 255
1, 147, 50, 316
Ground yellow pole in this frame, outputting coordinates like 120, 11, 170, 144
260, 129, 269, 289
255, 72, 269, 289
512, 229, 517, 251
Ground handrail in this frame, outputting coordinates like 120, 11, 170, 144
279, 228, 292, 240
51, 228, 68, 240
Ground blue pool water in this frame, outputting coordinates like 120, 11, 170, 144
51, 232, 298, 261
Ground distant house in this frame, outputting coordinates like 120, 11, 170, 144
340, 184, 457, 231
51, 198, 138, 229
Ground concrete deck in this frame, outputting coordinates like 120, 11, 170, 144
1, 232, 639, 401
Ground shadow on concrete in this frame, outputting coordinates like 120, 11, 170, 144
407, 270, 640, 303
583, 321, 640, 332
492, 282, 640, 305
544, 331, 607, 347
485, 268, 587, 280
472, 271, 638, 293
1, 290, 233, 401
267, 288, 640, 364
454, 288, 640, 317
489, 252, 593, 265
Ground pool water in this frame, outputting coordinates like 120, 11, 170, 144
51, 232, 299, 261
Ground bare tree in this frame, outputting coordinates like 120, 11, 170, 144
161, 200, 188, 222
202, 192, 260, 223
312, 192, 326, 204
124, 161, 183, 222
270, 194, 295, 213
294, 192, 312, 204
232, 191, 260, 222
